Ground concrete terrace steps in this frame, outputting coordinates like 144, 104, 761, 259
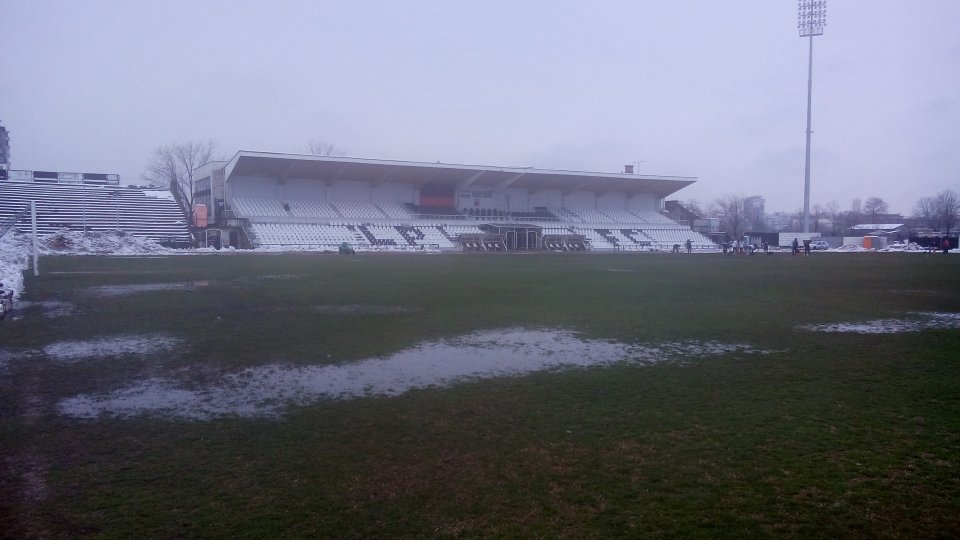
0, 181, 192, 242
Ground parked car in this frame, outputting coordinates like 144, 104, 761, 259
809, 240, 830, 251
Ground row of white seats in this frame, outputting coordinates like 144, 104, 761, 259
250, 222, 459, 249
249, 219, 712, 251
643, 228, 713, 246
607, 229, 639, 245
287, 199, 339, 218
365, 224, 409, 245
418, 226, 456, 248
235, 198, 393, 220
337, 201, 383, 219
251, 223, 365, 245
443, 225, 486, 235
573, 209, 610, 223
631, 209, 674, 223
233, 197, 681, 228
233, 198, 282, 217
573, 228, 616, 250
377, 201, 412, 219
551, 207, 679, 225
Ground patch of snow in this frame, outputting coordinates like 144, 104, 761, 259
798, 312, 960, 334
141, 189, 175, 201
43, 334, 183, 363
39, 229, 176, 256
0, 231, 31, 301
58, 328, 778, 420
828, 244, 869, 253
1, 230, 188, 302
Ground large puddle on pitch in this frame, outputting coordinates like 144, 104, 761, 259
314, 304, 422, 315
43, 334, 183, 363
13, 300, 78, 319
58, 328, 777, 421
82, 281, 212, 297
797, 312, 960, 334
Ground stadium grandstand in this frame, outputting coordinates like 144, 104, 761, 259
0, 171, 192, 245
194, 151, 714, 252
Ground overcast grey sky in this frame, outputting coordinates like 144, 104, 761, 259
2, 0, 958, 214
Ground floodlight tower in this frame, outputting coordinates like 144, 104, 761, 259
798, 0, 826, 233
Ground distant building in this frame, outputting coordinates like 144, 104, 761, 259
764, 212, 794, 232
0, 122, 10, 176
192, 160, 228, 224
850, 223, 907, 238
744, 195, 764, 216
744, 195, 765, 229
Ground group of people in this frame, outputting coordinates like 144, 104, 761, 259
722, 240, 768, 255
791, 238, 811, 256
671, 239, 695, 254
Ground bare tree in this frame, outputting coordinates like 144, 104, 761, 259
306, 139, 346, 157
937, 189, 960, 236
683, 199, 704, 218
825, 200, 840, 226
713, 194, 747, 241
863, 196, 889, 225
143, 139, 217, 220
916, 189, 960, 236
913, 196, 938, 230
839, 197, 863, 233
850, 197, 862, 215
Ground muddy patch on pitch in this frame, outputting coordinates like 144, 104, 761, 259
43, 334, 183, 363
5, 452, 50, 503
314, 304, 422, 315
83, 281, 212, 297
58, 328, 777, 420
798, 312, 960, 334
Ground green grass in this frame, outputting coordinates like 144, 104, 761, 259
1, 252, 959, 538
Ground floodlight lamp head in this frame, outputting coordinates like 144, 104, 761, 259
798, 0, 827, 37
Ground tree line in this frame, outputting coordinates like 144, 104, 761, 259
696, 190, 959, 242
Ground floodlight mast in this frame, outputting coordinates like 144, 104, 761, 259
798, 0, 826, 233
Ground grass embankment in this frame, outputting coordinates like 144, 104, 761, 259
1, 252, 958, 538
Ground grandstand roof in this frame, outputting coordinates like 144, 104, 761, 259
223, 151, 695, 198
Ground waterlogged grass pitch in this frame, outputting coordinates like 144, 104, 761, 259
2, 252, 959, 538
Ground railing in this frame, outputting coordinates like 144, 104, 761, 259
0, 204, 30, 238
